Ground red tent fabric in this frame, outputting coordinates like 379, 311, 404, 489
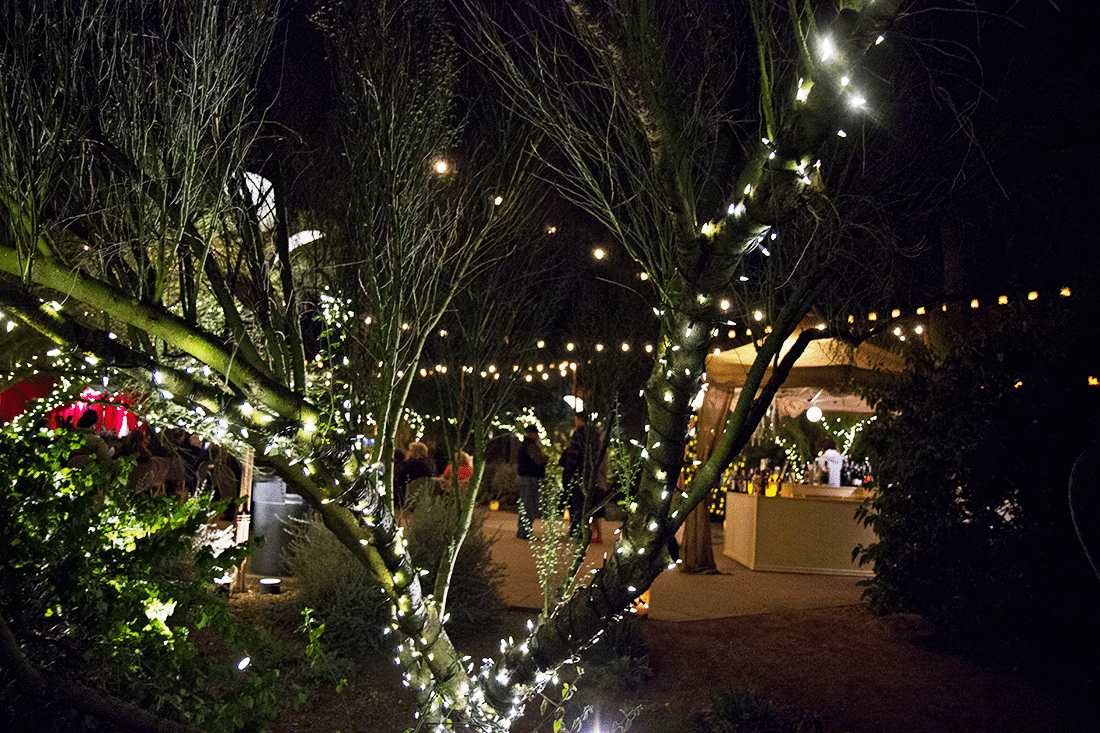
0, 376, 57, 424
1, 377, 141, 434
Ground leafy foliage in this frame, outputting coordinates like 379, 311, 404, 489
857, 302, 1100, 663
528, 465, 585, 617
0, 420, 282, 731
708, 684, 813, 733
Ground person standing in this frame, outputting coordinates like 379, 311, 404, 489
66, 409, 112, 469
516, 424, 548, 540
560, 412, 608, 544
395, 441, 432, 508
817, 439, 844, 487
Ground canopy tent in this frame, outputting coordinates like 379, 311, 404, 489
704, 332, 905, 416
1, 377, 141, 434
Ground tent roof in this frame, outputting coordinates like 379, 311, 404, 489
705, 332, 904, 392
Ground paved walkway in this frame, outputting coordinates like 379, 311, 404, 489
482, 509, 866, 622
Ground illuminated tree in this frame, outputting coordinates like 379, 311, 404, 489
463, 0, 909, 722
0, 0, 539, 726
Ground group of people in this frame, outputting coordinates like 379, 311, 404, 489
392, 441, 474, 507
391, 413, 610, 545
518, 413, 608, 544
61, 409, 242, 511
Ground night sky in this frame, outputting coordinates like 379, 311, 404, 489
260, 1, 1100, 319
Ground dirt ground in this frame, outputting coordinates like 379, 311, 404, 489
235, 574, 1099, 733
634, 605, 1100, 733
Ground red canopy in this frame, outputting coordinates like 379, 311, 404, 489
1, 377, 141, 435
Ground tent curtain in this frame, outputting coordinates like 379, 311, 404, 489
679, 385, 735, 574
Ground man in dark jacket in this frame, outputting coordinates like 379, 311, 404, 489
559, 412, 608, 543
516, 424, 548, 539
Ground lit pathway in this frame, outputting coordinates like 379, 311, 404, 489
481, 509, 866, 622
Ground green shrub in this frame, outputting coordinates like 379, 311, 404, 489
404, 485, 508, 639
857, 302, 1100, 664
0, 421, 281, 732
576, 615, 652, 693
285, 488, 507, 651
708, 685, 814, 733
558, 616, 653, 728
284, 514, 397, 659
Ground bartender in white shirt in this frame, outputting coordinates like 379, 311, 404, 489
817, 439, 844, 487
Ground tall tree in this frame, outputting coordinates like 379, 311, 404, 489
0, 0, 536, 725
463, 1, 909, 723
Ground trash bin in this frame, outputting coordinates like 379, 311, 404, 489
251, 468, 307, 576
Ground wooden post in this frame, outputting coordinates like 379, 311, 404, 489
232, 446, 255, 593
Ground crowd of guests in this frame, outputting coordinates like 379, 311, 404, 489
391, 414, 609, 545
392, 441, 476, 507
58, 406, 612, 540
61, 409, 242, 513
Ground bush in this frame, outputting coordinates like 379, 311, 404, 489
708, 685, 814, 733
404, 485, 508, 639
558, 616, 653, 728
857, 301, 1100, 664
284, 515, 398, 659
0, 421, 281, 732
576, 615, 652, 693
285, 488, 508, 652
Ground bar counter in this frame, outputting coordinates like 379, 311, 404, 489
723, 485, 877, 577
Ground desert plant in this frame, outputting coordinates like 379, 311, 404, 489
528, 467, 585, 618
708, 684, 812, 733
286, 489, 508, 651
575, 616, 652, 694
404, 485, 508, 639
284, 514, 398, 659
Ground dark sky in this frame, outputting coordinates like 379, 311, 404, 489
261, 1, 1100, 310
